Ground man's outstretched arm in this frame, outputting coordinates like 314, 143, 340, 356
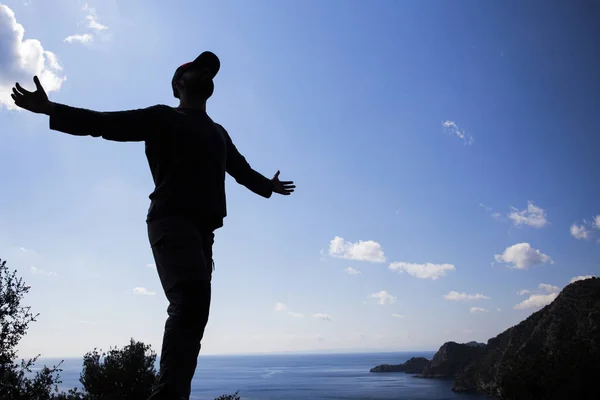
11, 76, 167, 142
220, 125, 295, 197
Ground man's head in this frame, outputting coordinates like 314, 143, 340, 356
172, 51, 220, 101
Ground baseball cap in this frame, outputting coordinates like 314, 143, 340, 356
172, 51, 220, 98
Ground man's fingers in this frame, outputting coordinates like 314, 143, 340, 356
33, 75, 44, 92
11, 93, 24, 108
15, 82, 32, 95
274, 170, 280, 179
12, 87, 25, 99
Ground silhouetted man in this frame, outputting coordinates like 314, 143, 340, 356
11, 51, 295, 400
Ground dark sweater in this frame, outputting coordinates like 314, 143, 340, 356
49, 103, 273, 230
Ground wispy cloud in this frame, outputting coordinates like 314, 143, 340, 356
370, 290, 397, 305
147, 263, 155, 269
538, 283, 561, 293
514, 282, 561, 310
312, 313, 332, 321
470, 307, 489, 313
64, 4, 109, 45
479, 203, 492, 212
30, 266, 57, 277
391, 313, 404, 318
344, 267, 361, 275
329, 236, 386, 262
518, 289, 531, 296
275, 303, 305, 318
83, 5, 108, 31
132, 287, 156, 296
570, 223, 591, 240
494, 243, 553, 269
64, 33, 93, 44
442, 120, 473, 145
389, 262, 455, 280
508, 201, 549, 228
570, 275, 594, 284
514, 293, 558, 310
479, 203, 504, 221
443, 291, 489, 301
570, 214, 600, 241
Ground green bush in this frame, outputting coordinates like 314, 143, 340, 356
0, 258, 74, 400
0, 258, 240, 400
78, 339, 158, 400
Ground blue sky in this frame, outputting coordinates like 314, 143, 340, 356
1, 0, 599, 358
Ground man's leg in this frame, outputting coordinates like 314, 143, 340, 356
146, 217, 214, 400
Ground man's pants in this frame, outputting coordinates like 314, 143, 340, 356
146, 216, 214, 400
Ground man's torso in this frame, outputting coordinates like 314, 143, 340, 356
145, 107, 228, 230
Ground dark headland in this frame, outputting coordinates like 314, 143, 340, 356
370, 277, 600, 399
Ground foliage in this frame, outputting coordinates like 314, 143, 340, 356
0, 258, 240, 399
0, 257, 74, 400
214, 391, 241, 400
78, 338, 158, 400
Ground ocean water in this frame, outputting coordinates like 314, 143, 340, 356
35, 352, 488, 400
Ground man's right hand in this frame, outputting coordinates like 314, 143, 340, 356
11, 76, 54, 115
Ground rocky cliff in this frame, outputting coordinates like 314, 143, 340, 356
370, 357, 429, 373
418, 341, 486, 379
421, 277, 600, 399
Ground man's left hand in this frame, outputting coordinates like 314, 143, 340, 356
272, 171, 295, 195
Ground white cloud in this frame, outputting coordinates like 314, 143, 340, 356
0, 4, 66, 110
515, 282, 561, 309
147, 263, 155, 269
344, 267, 361, 275
132, 287, 155, 296
288, 312, 304, 318
442, 120, 473, 145
85, 13, 108, 31
312, 313, 332, 321
391, 314, 404, 318
497, 308, 502, 312
518, 289, 531, 296
389, 262, 455, 280
329, 236, 386, 262
64, 4, 108, 45
538, 283, 560, 294
494, 243, 553, 269
470, 307, 489, 313
370, 290, 397, 305
508, 201, 549, 228
570, 224, 591, 240
514, 293, 558, 310
479, 203, 492, 212
594, 215, 600, 230
274, 302, 287, 312
443, 291, 489, 301
30, 266, 57, 277
64, 33, 94, 44
570, 275, 594, 284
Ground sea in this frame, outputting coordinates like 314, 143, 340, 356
34, 352, 489, 400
